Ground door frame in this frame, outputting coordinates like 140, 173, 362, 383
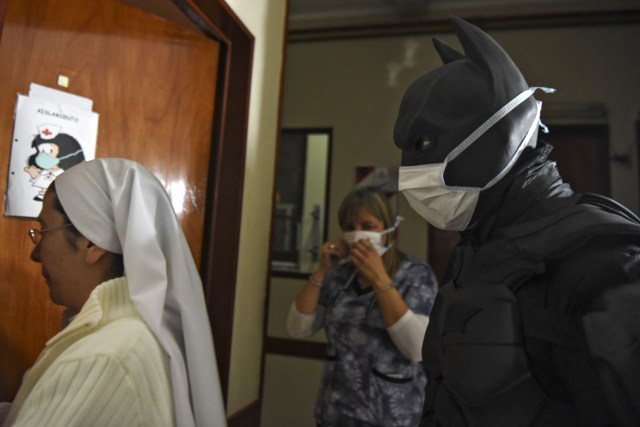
173, 0, 254, 401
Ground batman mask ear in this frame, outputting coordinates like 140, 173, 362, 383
451, 16, 528, 99
433, 38, 464, 63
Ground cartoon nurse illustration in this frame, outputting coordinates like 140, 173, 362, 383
24, 124, 85, 201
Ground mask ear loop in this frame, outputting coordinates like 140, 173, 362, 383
343, 269, 358, 291
381, 215, 404, 235
441, 86, 556, 192
58, 149, 83, 160
379, 215, 404, 252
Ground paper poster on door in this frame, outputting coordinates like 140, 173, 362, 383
5, 83, 99, 218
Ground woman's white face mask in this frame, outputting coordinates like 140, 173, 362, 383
342, 216, 403, 255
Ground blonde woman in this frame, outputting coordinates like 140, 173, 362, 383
287, 187, 438, 427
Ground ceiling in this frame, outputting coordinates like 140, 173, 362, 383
288, 0, 640, 40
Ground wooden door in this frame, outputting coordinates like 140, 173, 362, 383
0, 0, 253, 404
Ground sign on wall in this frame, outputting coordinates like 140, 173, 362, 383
5, 83, 98, 218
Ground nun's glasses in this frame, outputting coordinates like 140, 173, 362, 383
28, 224, 73, 245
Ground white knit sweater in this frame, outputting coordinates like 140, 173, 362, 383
4, 277, 174, 427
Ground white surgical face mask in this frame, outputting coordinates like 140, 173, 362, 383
399, 164, 479, 231
398, 88, 552, 231
343, 216, 403, 255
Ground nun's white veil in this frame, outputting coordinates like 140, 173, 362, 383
55, 158, 227, 427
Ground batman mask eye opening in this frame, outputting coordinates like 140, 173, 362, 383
415, 136, 434, 152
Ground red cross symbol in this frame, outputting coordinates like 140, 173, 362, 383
42, 128, 52, 137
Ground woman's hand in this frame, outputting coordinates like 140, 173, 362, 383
350, 239, 408, 329
297, 239, 348, 314
315, 239, 348, 277
349, 239, 391, 290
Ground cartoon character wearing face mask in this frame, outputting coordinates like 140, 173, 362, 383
24, 124, 85, 201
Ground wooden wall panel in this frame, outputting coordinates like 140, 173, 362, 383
0, 0, 219, 400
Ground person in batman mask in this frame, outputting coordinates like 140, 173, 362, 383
394, 17, 640, 427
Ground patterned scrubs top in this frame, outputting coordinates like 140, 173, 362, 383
315, 257, 438, 427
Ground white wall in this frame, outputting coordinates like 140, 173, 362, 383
222, 0, 287, 417
264, 21, 640, 426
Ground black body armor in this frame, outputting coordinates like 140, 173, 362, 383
420, 194, 640, 426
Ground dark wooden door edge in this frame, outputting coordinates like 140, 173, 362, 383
172, 0, 254, 403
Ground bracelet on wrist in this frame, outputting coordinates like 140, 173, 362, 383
375, 282, 394, 293
308, 274, 323, 288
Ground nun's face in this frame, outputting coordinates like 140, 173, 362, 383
30, 190, 87, 313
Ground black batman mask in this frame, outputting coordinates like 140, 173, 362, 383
394, 17, 543, 188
